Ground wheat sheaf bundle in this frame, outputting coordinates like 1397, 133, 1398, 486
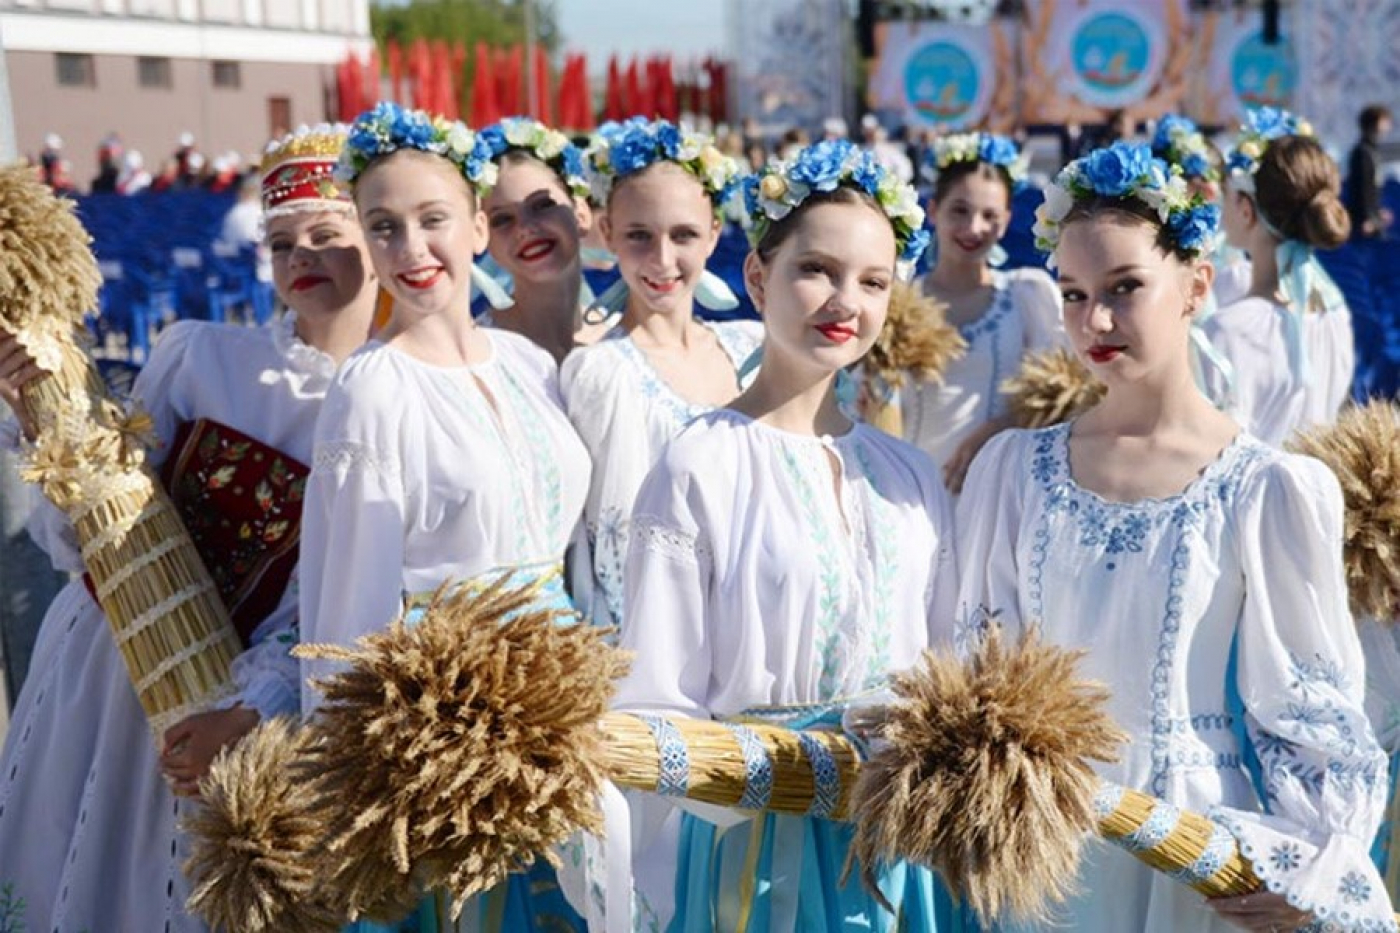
0, 164, 240, 738
848, 627, 1124, 925
1289, 402, 1400, 620
1002, 347, 1107, 429
293, 578, 630, 920
183, 717, 345, 933
861, 281, 967, 436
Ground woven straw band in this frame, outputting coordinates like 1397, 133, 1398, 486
1094, 780, 1262, 898
598, 712, 860, 820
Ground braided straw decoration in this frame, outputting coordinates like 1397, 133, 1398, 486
599, 712, 860, 819
0, 163, 241, 740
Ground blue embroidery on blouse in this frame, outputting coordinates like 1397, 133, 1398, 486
1026, 422, 1270, 796
1269, 841, 1303, 873
1339, 870, 1373, 906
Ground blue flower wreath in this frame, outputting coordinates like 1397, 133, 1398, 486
583, 117, 742, 212
1032, 141, 1221, 260
739, 138, 929, 264
926, 132, 1029, 191
1150, 114, 1217, 184
1225, 106, 1314, 192
336, 101, 497, 195
477, 117, 590, 201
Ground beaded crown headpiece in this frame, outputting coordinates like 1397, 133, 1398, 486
259, 124, 353, 219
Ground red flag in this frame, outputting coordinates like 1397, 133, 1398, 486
574, 54, 595, 130
604, 54, 625, 122
656, 56, 677, 122
470, 42, 501, 127
430, 40, 454, 117
624, 57, 642, 117
496, 45, 523, 116
532, 45, 553, 123
338, 54, 363, 121
409, 38, 431, 110
387, 39, 404, 103
366, 47, 381, 109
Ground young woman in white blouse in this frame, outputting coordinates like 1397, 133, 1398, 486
297, 103, 590, 932
871, 132, 1062, 493
611, 139, 956, 933
957, 140, 1391, 931
1206, 108, 1355, 447
0, 124, 377, 933
560, 119, 761, 629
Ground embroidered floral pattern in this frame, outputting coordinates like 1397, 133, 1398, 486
1269, 841, 1303, 873
1339, 870, 1373, 905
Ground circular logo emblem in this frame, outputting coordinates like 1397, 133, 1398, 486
904, 41, 982, 128
1231, 30, 1296, 109
1070, 11, 1157, 106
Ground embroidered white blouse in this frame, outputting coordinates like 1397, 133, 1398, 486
1201, 295, 1355, 447
893, 267, 1064, 471
558, 320, 762, 628
298, 329, 590, 708
955, 424, 1393, 932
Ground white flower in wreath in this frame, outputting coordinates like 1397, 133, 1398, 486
676, 132, 705, 162
504, 120, 536, 148
445, 124, 474, 158
538, 130, 568, 160
937, 133, 980, 167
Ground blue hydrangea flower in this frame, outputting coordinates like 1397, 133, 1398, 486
1082, 142, 1155, 196
902, 227, 931, 263
562, 147, 585, 182
1166, 203, 1221, 252
657, 123, 683, 159
980, 134, 1020, 168
1180, 152, 1209, 180
610, 129, 658, 177
789, 139, 852, 192
478, 124, 508, 156
850, 151, 883, 197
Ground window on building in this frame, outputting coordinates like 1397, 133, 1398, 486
138, 56, 172, 89
55, 53, 95, 88
211, 60, 240, 89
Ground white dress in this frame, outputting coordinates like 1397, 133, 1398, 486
611, 410, 957, 932
895, 268, 1064, 471
558, 320, 761, 629
1202, 295, 1355, 447
955, 423, 1394, 932
299, 329, 590, 703
0, 315, 327, 933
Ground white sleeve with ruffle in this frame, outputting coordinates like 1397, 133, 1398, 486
953, 430, 1029, 652
220, 567, 301, 720
297, 388, 406, 713
1209, 457, 1394, 931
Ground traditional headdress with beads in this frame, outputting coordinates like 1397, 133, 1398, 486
259, 124, 353, 219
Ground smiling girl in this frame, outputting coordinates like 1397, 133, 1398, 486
297, 103, 590, 932
477, 117, 613, 362
955, 140, 1390, 932
560, 119, 761, 629
869, 133, 1062, 493
611, 138, 955, 932
0, 124, 377, 933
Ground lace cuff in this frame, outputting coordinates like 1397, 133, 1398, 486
630, 514, 711, 567
1210, 806, 1398, 931
313, 440, 400, 478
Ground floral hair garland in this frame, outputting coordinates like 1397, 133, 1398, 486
927, 132, 1029, 190
1225, 106, 1313, 194
583, 117, 740, 211
478, 117, 590, 201
336, 101, 497, 195
1032, 141, 1220, 262
1150, 114, 1217, 183
740, 138, 930, 264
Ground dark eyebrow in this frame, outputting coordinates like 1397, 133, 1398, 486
1058, 264, 1147, 285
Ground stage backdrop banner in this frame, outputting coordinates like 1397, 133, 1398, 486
868, 21, 1013, 132
1021, 0, 1190, 125
1294, 0, 1400, 152
1191, 7, 1298, 127
730, 0, 848, 136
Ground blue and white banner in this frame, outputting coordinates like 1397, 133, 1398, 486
869, 22, 1004, 131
